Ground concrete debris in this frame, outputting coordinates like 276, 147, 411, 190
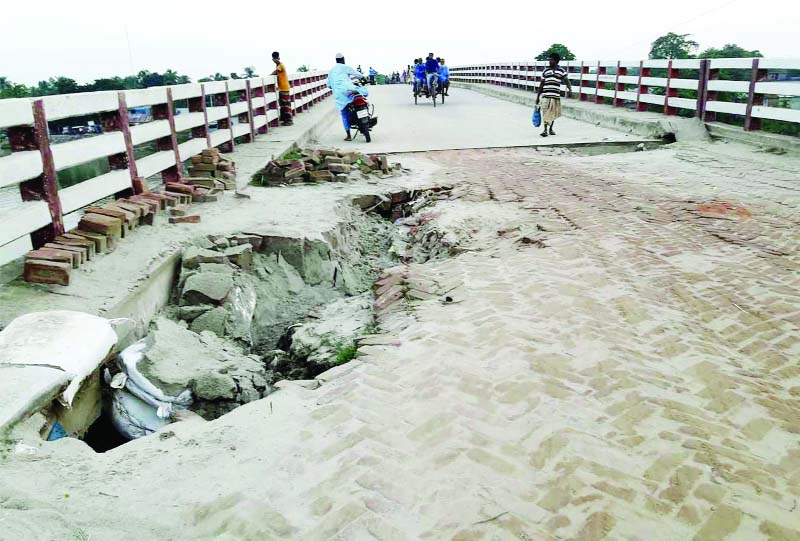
133, 318, 270, 421
182, 273, 234, 305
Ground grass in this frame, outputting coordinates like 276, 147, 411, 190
334, 342, 358, 365
281, 148, 304, 161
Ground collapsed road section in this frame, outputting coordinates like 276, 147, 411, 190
0, 148, 454, 452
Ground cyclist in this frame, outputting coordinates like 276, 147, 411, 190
424, 53, 440, 96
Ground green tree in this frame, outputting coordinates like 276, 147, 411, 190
297, 64, 310, 72
649, 33, 698, 59
535, 44, 576, 61
0, 82, 31, 99
700, 44, 763, 82
87, 77, 127, 92
243, 66, 257, 78
700, 43, 762, 59
0, 77, 10, 90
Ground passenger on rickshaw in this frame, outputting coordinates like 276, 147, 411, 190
413, 59, 426, 94
439, 58, 450, 96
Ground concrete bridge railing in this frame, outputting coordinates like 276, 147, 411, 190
451, 58, 800, 133
0, 72, 331, 262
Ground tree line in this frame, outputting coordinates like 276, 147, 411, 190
0, 66, 261, 100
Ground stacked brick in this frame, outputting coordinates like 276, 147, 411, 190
185, 148, 237, 191
23, 182, 196, 286
255, 148, 399, 186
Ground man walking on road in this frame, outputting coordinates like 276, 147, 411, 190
271, 52, 293, 126
535, 53, 572, 137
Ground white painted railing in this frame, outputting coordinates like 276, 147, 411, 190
451, 58, 800, 128
0, 72, 331, 262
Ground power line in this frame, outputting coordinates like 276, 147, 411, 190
621, 0, 743, 53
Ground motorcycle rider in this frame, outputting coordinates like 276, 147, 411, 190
424, 53, 440, 95
328, 53, 368, 141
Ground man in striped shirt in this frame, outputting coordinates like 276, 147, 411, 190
535, 53, 572, 137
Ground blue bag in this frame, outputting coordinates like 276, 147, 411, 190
532, 106, 541, 128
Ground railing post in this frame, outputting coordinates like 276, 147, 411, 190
744, 58, 767, 131
252, 80, 268, 135
188, 85, 211, 148
580, 62, 589, 101
9, 100, 64, 247
244, 80, 257, 141
704, 65, 719, 122
663, 60, 677, 115
636, 60, 650, 112
267, 79, 280, 127
152, 88, 182, 183
613, 61, 627, 107
100, 93, 139, 195
594, 62, 604, 104
214, 83, 234, 152
696, 59, 709, 119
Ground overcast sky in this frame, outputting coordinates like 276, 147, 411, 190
4, 0, 799, 85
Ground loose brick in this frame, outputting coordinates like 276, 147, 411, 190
44, 243, 85, 266
192, 162, 218, 172
25, 248, 74, 266
328, 163, 352, 174
170, 215, 201, 224
309, 170, 335, 182
57, 235, 97, 258
24, 259, 71, 286
70, 230, 110, 253
79, 213, 123, 240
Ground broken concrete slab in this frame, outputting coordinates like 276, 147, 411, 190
183, 246, 229, 269
182, 273, 234, 305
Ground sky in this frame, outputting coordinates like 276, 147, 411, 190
4, 0, 799, 85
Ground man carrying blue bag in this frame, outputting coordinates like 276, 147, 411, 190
535, 53, 572, 137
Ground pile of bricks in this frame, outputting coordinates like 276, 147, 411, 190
255, 148, 399, 186
185, 148, 237, 191
23, 184, 197, 286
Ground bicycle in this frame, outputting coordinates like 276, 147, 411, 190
427, 73, 438, 108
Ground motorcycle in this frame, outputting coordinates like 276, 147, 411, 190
345, 80, 378, 143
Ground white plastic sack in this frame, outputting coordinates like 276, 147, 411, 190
107, 339, 192, 440
0, 311, 117, 406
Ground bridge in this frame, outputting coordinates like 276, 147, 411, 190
0, 57, 799, 540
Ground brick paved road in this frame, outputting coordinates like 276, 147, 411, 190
1, 143, 798, 540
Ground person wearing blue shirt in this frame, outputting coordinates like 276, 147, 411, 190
328, 53, 368, 141
438, 58, 450, 96
413, 59, 426, 94
369, 67, 377, 85
424, 53, 440, 95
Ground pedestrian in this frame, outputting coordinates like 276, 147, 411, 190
271, 51, 293, 126
327, 53, 365, 141
535, 53, 572, 137
369, 67, 377, 85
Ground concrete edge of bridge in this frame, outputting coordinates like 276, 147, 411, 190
454, 82, 800, 155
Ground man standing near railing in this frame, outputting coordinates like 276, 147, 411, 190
272, 52, 293, 126
535, 53, 572, 137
